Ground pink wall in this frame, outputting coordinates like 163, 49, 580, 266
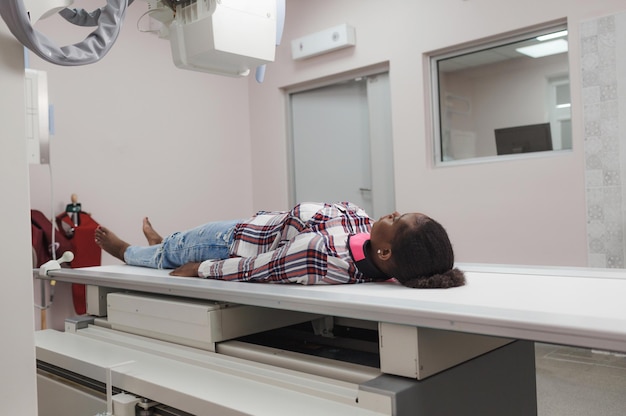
27, 4, 258, 329
28, 4, 257, 257
30, 1, 626, 270
248, 0, 626, 267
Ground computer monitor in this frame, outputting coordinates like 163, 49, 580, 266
495, 123, 553, 155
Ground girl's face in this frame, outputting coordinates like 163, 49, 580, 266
370, 212, 426, 251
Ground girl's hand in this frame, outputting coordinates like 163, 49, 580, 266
170, 262, 201, 277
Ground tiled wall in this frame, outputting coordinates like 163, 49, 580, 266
581, 13, 625, 268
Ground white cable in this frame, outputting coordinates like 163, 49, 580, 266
47, 138, 56, 306
49, 159, 56, 261
136, 8, 166, 34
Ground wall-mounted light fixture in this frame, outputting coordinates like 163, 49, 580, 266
291, 23, 356, 60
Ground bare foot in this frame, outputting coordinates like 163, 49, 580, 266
94, 226, 130, 262
142, 217, 163, 245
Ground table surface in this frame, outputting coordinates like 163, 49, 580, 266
42, 264, 626, 353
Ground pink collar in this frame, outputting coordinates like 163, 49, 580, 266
348, 232, 370, 261
347, 233, 389, 280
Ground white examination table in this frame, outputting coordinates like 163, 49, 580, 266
34, 264, 626, 416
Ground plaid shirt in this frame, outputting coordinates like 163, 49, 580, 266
197, 202, 375, 284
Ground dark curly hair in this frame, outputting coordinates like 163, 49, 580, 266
389, 215, 465, 289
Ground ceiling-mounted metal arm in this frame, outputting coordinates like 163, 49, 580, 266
0, 0, 131, 66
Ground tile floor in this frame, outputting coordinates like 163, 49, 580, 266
536, 343, 626, 416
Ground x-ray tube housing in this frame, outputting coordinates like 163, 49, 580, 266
167, 0, 277, 77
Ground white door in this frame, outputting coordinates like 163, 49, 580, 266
289, 73, 395, 218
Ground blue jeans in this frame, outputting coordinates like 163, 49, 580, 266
124, 219, 241, 269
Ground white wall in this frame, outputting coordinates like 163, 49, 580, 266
0, 20, 38, 416
249, 0, 626, 267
